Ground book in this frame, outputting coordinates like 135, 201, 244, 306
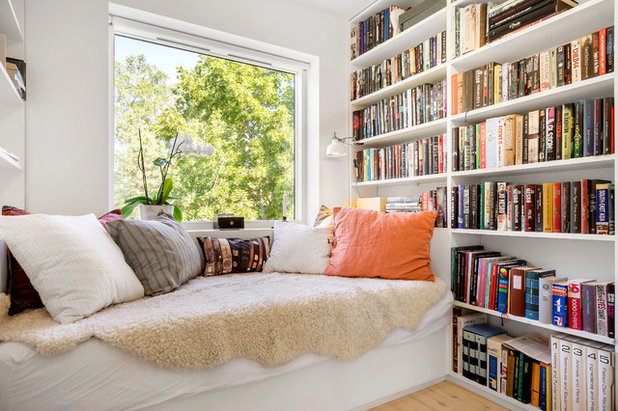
568, 279, 593, 330
487, 334, 512, 392
581, 282, 597, 334
526, 269, 555, 321
456, 313, 488, 374
558, 337, 572, 409
542, 182, 553, 232
552, 280, 569, 327
569, 336, 587, 410
531, 361, 541, 407
509, 266, 535, 317
608, 283, 615, 338
540, 276, 566, 324
550, 334, 562, 411
595, 281, 612, 337
465, 324, 506, 385
598, 345, 615, 411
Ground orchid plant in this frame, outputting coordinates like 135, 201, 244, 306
121, 130, 215, 221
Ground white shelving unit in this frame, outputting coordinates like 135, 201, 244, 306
348, 0, 617, 408
0, 0, 25, 207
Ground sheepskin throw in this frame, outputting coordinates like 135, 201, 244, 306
0, 272, 447, 369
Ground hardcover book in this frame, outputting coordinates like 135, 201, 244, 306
567, 279, 593, 330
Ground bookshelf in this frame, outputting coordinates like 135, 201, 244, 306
0, 0, 25, 207
348, 0, 617, 408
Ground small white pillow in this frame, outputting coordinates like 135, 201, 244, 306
263, 221, 332, 274
0, 214, 144, 323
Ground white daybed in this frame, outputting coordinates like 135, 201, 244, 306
0, 230, 453, 411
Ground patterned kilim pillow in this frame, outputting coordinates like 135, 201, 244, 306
198, 237, 271, 276
313, 205, 333, 227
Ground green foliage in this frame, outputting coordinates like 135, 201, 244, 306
115, 52, 295, 221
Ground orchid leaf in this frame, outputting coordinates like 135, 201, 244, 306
173, 205, 183, 222
121, 201, 141, 218
154, 157, 169, 167
160, 177, 173, 203
123, 195, 149, 205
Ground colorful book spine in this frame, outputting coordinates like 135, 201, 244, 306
552, 281, 568, 327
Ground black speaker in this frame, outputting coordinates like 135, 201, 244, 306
216, 216, 244, 230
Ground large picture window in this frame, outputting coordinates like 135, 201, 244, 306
113, 32, 298, 221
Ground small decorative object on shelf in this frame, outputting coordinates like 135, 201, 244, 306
122, 130, 215, 221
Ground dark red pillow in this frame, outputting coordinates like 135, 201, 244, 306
1, 206, 125, 315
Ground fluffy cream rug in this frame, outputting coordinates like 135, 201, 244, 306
0, 272, 447, 369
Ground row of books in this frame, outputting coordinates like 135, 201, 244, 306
350, 31, 447, 101
451, 26, 615, 114
356, 194, 448, 227
352, 79, 447, 141
450, 180, 615, 235
454, 312, 616, 411
452, 0, 577, 58
353, 135, 447, 182
451, 246, 615, 337
451, 98, 615, 172
350, 6, 406, 60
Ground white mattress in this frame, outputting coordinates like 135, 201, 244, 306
0, 292, 453, 411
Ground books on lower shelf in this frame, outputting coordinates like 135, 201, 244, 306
450, 179, 615, 235
452, 310, 616, 410
352, 79, 447, 141
451, 98, 615, 172
451, 26, 615, 114
451, 246, 615, 338
354, 135, 446, 182
350, 30, 446, 101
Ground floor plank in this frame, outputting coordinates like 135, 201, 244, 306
371, 381, 509, 411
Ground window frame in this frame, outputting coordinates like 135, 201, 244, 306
109, 13, 310, 225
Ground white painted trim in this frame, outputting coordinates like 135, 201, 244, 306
108, 4, 319, 223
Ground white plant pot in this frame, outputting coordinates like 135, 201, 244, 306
139, 205, 174, 220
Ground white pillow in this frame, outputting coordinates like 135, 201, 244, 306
0, 214, 144, 323
263, 221, 332, 274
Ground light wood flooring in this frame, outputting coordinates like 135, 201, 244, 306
371, 381, 509, 411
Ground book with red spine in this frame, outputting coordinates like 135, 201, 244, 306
451, 74, 458, 115
524, 184, 536, 232
552, 182, 562, 233
480, 122, 487, 169
439, 135, 444, 174
422, 191, 429, 211
599, 28, 607, 76
567, 279, 593, 330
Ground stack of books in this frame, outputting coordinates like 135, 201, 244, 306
450, 179, 615, 235
385, 196, 421, 213
451, 26, 614, 114
487, 0, 578, 42
452, 0, 578, 57
452, 311, 616, 410
350, 30, 447, 101
451, 98, 615, 172
451, 246, 616, 337
350, 6, 407, 59
354, 135, 446, 182
352, 79, 447, 140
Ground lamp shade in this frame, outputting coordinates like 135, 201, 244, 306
326, 137, 347, 158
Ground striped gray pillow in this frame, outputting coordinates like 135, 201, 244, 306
107, 213, 203, 296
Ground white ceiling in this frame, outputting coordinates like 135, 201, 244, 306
290, 0, 378, 19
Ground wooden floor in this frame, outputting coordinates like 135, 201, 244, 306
371, 381, 509, 411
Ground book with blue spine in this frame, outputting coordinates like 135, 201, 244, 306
539, 362, 550, 411
497, 261, 527, 313
458, 184, 465, 228
596, 183, 611, 235
552, 280, 569, 327
525, 269, 555, 320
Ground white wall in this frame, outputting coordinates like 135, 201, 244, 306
25, 0, 110, 215
24, 0, 349, 219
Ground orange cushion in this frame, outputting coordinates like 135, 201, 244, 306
325, 208, 437, 281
